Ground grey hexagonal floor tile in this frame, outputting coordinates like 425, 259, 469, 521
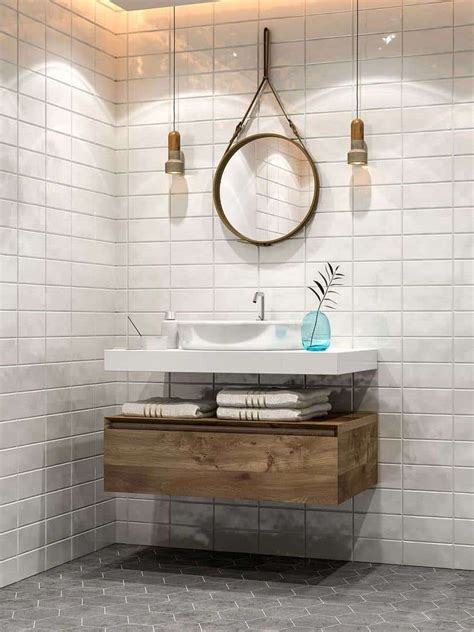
284, 627, 322, 632
322, 625, 370, 631
0, 611, 13, 621
427, 608, 473, 622
1, 600, 38, 613
382, 610, 429, 623
15, 589, 60, 600
237, 596, 281, 609
13, 607, 59, 621
173, 610, 221, 624
39, 597, 83, 610
264, 605, 310, 619
338, 612, 383, 625
59, 605, 105, 619
57, 625, 104, 632
291, 613, 338, 628
201, 624, 251, 632
218, 606, 266, 622
293, 586, 336, 599
0, 544, 472, 632
153, 624, 201, 632
0, 622, 35, 632
351, 601, 395, 615
150, 600, 193, 614
435, 598, 474, 610
82, 613, 129, 628
363, 592, 406, 604
127, 612, 176, 626
112, 626, 154, 632
194, 599, 239, 612
394, 600, 440, 613
0, 619, 34, 632
34, 617, 82, 630
414, 622, 465, 631
307, 603, 352, 616
66, 628, 104, 632
321, 593, 364, 605
246, 617, 295, 631
369, 624, 418, 631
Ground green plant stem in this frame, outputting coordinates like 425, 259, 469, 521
309, 272, 334, 347
309, 308, 320, 348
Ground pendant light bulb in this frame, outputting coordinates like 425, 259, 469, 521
165, 130, 185, 175
348, 118, 368, 165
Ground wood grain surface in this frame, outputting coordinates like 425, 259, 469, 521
104, 412, 377, 504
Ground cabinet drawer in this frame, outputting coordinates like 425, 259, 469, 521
104, 413, 377, 505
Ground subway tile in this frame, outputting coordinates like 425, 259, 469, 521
354, 512, 402, 540
215, 505, 258, 531
404, 541, 453, 568
404, 490, 453, 517
404, 439, 453, 465
404, 465, 453, 492
260, 531, 305, 557
354, 537, 402, 564
404, 2, 453, 30
403, 516, 453, 543
306, 11, 352, 39
214, 529, 259, 554
455, 493, 474, 519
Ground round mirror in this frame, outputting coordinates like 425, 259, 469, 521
214, 133, 319, 246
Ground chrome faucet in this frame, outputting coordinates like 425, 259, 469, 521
253, 291, 265, 321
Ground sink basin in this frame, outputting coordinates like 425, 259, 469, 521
178, 320, 302, 351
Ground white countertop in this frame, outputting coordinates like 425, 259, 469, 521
104, 347, 378, 376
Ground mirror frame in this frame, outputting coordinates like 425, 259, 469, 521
213, 132, 320, 246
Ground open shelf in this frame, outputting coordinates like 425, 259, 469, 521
104, 347, 377, 376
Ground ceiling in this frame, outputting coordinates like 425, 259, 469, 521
112, 0, 216, 9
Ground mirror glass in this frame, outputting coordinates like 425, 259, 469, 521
215, 134, 318, 245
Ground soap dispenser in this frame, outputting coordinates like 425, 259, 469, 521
162, 311, 178, 349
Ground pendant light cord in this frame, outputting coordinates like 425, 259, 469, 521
356, 0, 359, 118
172, 5, 176, 130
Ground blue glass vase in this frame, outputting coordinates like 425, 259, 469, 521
301, 311, 331, 351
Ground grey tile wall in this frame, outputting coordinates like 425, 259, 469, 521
0, 0, 120, 587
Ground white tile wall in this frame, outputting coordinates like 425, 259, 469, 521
114, 0, 473, 571
1, 0, 473, 583
0, 0, 119, 587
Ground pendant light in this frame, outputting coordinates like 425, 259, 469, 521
348, 0, 368, 165
165, 5, 185, 175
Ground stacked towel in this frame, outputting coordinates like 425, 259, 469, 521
216, 388, 331, 421
217, 387, 331, 409
122, 397, 217, 419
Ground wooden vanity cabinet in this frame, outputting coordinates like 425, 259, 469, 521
104, 412, 377, 505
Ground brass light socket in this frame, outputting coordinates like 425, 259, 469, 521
348, 118, 368, 165
351, 118, 364, 141
165, 130, 185, 175
168, 130, 181, 151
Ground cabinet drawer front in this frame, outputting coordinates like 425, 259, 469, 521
105, 428, 339, 504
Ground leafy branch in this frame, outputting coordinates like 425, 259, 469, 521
307, 263, 344, 348
307, 262, 344, 313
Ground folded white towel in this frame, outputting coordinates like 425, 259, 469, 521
122, 398, 217, 419
216, 387, 331, 410
217, 402, 331, 421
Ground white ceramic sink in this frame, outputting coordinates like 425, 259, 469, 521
177, 320, 301, 351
